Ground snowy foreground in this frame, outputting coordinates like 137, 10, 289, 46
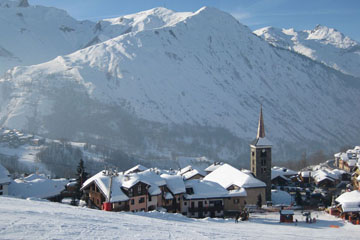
0, 197, 359, 240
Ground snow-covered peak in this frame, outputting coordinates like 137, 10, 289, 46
254, 25, 360, 77
307, 24, 357, 49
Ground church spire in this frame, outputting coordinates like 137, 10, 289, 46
256, 105, 265, 139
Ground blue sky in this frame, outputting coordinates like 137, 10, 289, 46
29, 0, 360, 41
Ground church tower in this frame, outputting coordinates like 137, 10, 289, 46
250, 106, 272, 202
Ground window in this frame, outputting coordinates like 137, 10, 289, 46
139, 197, 145, 203
261, 159, 266, 166
234, 199, 239, 204
131, 199, 135, 205
0, 185, 2, 190
252, 151, 255, 156
149, 195, 152, 201
191, 202, 195, 208
0, 192, 2, 195
261, 149, 267, 157
138, 185, 142, 193
184, 202, 187, 206
186, 187, 194, 194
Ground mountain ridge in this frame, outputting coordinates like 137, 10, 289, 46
0, 5, 359, 165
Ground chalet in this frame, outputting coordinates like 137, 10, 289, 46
204, 164, 265, 208
335, 147, 360, 172
82, 171, 129, 210
182, 179, 228, 218
271, 166, 297, 186
82, 169, 167, 212
160, 174, 186, 213
312, 170, 339, 189
299, 171, 312, 184
0, 164, 11, 196
335, 190, 360, 224
179, 166, 206, 181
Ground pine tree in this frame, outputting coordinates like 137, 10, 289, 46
74, 159, 88, 201
257, 194, 262, 208
295, 190, 303, 206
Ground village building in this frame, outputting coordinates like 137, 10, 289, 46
81, 170, 129, 210
335, 190, 360, 224
334, 147, 360, 172
160, 174, 186, 213
250, 106, 272, 202
279, 209, 294, 223
182, 179, 228, 218
204, 163, 265, 208
0, 163, 11, 196
9, 173, 68, 201
179, 166, 206, 181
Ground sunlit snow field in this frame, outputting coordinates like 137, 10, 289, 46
0, 197, 359, 239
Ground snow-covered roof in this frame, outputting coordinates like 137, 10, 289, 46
82, 171, 129, 203
165, 192, 173, 200
182, 169, 205, 180
179, 165, 193, 175
9, 175, 69, 199
271, 190, 292, 206
83, 169, 166, 201
124, 164, 148, 175
0, 163, 11, 184
312, 169, 338, 183
228, 188, 247, 197
203, 164, 266, 189
300, 171, 311, 177
334, 152, 341, 158
204, 162, 224, 172
160, 174, 185, 195
342, 202, 360, 213
280, 210, 294, 215
271, 166, 297, 180
335, 190, 360, 205
184, 179, 228, 199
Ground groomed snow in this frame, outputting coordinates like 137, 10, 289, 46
1, 197, 359, 239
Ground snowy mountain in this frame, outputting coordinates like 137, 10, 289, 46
254, 25, 360, 78
0, 0, 97, 75
0, 5, 360, 166
0, 0, 188, 75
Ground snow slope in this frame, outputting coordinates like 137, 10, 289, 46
254, 25, 360, 78
1, 6, 360, 164
0, 197, 359, 239
0, 0, 96, 75
0, 1, 189, 75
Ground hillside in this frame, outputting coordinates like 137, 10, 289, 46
0, 6, 360, 166
0, 197, 359, 239
254, 25, 360, 78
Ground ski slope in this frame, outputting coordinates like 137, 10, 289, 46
0, 197, 359, 239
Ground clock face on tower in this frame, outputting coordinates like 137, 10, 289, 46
262, 149, 266, 153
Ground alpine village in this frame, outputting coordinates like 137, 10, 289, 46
2, 107, 360, 225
